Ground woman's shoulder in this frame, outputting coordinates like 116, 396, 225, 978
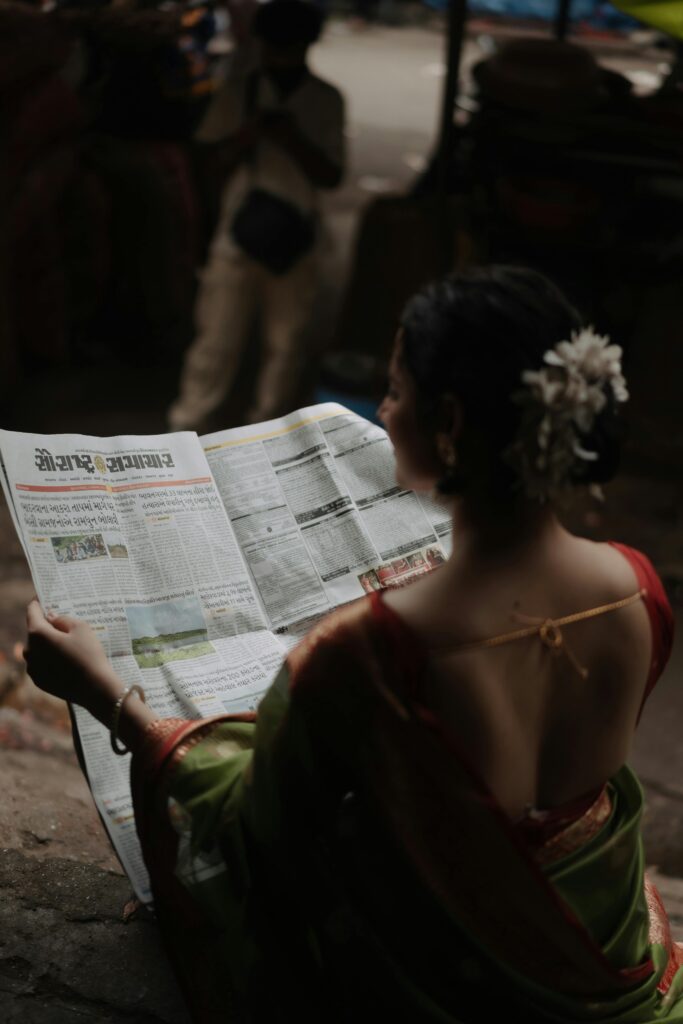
524, 536, 673, 711
594, 541, 673, 639
558, 537, 645, 598
606, 541, 669, 597
286, 596, 378, 685
520, 535, 665, 614
604, 540, 675, 691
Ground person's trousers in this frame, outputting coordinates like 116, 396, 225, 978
168, 246, 318, 431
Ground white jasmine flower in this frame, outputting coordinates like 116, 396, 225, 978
506, 326, 628, 501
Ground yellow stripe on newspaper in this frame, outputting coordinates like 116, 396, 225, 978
203, 409, 341, 452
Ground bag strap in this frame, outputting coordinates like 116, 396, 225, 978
243, 71, 260, 178
244, 70, 259, 120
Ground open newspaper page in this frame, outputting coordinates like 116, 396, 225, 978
0, 405, 453, 900
0, 429, 286, 902
201, 403, 453, 648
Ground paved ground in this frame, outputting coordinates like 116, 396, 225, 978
1, 18, 682, 1022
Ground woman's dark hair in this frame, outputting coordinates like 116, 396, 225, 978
253, 0, 324, 48
399, 265, 622, 498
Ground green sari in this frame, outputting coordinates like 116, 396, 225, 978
131, 592, 682, 1023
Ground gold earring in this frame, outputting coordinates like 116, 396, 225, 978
437, 436, 457, 468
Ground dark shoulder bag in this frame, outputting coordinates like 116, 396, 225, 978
231, 73, 316, 275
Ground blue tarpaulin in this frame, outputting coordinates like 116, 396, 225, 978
423, 0, 637, 30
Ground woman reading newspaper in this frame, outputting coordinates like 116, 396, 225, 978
24, 267, 681, 1023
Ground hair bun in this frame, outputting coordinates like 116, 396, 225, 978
399, 267, 627, 503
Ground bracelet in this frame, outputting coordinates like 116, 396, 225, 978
110, 685, 146, 755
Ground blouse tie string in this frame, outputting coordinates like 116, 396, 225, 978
452, 588, 648, 681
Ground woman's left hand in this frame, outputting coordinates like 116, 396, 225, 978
23, 599, 122, 720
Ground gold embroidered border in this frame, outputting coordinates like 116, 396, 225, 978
535, 787, 612, 867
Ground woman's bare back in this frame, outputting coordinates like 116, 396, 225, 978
382, 532, 652, 819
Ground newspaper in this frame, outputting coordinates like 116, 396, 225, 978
0, 403, 452, 902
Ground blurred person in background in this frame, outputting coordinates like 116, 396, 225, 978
168, 0, 345, 431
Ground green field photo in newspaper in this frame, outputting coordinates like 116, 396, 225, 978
125, 596, 214, 670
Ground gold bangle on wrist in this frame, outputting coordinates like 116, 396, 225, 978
110, 685, 146, 755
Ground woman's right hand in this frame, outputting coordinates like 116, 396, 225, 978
24, 599, 122, 722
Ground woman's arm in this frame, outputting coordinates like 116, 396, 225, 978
24, 599, 157, 746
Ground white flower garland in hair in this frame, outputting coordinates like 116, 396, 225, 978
506, 327, 629, 501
